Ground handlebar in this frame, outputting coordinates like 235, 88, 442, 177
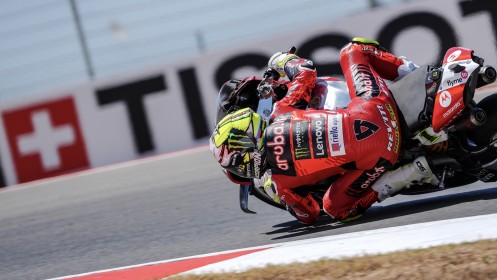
257, 68, 279, 98
257, 46, 297, 98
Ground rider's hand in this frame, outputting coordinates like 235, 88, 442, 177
257, 81, 274, 99
262, 68, 280, 80
268, 52, 298, 78
257, 68, 281, 99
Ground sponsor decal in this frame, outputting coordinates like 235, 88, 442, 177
446, 77, 463, 88
427, 81, 438, 95
327, 114, 346, 156
447, 50, 462, 62
361, 46, 382, 56
476, 169, 496, 182
461, 70, 469, 79
227, 129, 253, 150
354, 120, 380, 141
385, 104, 400, 153
415, 160, 427, 173
265, 120, 295, 175
377, 77, 390, 98
378, 104, 400, 153
439, 91, 452, 108
459, 59, 473, 65
291, 121, 311, 160
2, 97, 89, 183
443, 100, 461, 119
351, 64, 380, 100
252, 151, 262, 178
419, 129, 441, 144
311, 117, 328, 158
361, 166, 386, 189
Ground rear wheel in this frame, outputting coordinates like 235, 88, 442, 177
468, 94, 497, 148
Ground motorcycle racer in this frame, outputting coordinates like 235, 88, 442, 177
210, 38, 439, 224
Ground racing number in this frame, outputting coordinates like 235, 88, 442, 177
354, 120, 380, 141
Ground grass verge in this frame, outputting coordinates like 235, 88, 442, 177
170, 239, 497, 280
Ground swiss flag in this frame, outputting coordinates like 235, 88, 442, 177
2, 96, 89, 183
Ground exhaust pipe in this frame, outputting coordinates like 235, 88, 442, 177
477, 66, 497, 87
448, 107, 487, 133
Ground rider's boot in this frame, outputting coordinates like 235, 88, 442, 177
350, 37, 419, 80
372, 156, 440, 202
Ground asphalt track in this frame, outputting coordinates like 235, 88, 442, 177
0, 146, 496, 280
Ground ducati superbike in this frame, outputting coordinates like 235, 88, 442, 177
216, 47, 497, 214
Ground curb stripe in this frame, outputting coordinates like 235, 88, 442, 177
59, 247, 269, 280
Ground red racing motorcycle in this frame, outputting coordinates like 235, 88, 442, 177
215, 47, 497, 214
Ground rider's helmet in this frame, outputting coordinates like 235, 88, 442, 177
209, 108, 267, 180
216, 76, 261, 123
216, 76, 288, 124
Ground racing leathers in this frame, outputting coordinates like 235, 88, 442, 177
265, 39, 419, 224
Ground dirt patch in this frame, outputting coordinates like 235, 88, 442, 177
170, 239, 497, 280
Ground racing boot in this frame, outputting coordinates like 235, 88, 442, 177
350, 37, 419, 79
372, 156, 440, 202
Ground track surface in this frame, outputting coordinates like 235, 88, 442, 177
0, 147, 496, 280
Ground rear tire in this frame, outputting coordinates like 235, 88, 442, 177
468, 93, 497, 148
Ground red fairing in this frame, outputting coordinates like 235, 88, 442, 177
432, 88, 465, 132
432, 47, 474, 132
442, 47, 473, 65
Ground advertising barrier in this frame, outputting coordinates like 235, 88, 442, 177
0, 0, 496, 186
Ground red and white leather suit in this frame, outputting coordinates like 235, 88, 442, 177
266, 42, 408, 224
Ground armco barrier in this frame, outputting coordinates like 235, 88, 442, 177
0, 0, 496, 186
